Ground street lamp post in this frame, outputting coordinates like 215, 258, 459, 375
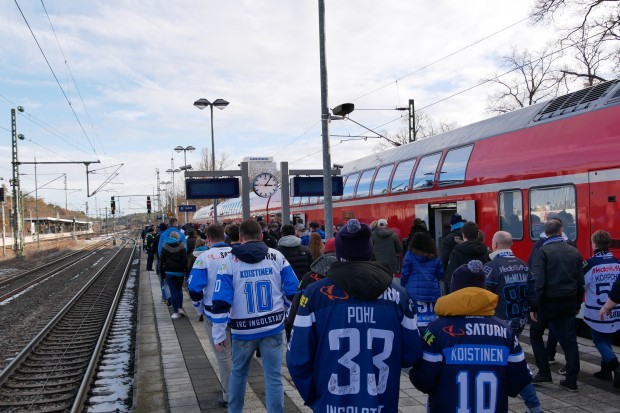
193, 98, 229, 224
166, 156, 181, 219
174, 145, 195, 224
160, 180, 172, 217
10, 106, 25, 258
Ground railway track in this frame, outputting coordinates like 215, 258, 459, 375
0, 240, 111, 302
0, 239, 137, 413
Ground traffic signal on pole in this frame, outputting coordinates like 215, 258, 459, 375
111, 196, 116, 215
0, 187, 4, 202
147, 196, 152, 214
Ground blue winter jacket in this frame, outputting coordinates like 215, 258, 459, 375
400, 250, 443, 302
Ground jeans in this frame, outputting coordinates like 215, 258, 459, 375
591, 329, 618, 363
520, 383, 542, 412
165, 274, 184, 313
204, 319, 232, 401
229, 332, 284, 413
530, 319, 552, 377
548, 315, 580, 384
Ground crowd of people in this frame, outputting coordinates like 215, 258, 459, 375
139, 213, 620, 412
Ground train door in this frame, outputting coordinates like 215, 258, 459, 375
423, 200, 476, 250
292, 213, 306, 228
588, 168, 620, 255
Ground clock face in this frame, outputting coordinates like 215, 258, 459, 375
252, 173, 279, 198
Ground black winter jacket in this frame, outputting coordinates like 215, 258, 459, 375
277, 235, 313, 280
160, 238, 188, 277
444, 240, 490, 291
440, 228, 463, 271
529, 236, 584, 319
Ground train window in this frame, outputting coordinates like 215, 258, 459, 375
309, 196, 318, 204
342, 173, 359, 199
529, 185, 577, 241
499, 190, 523, 240
355, 169, 375, 198
412, 152, 442, 190
371, 164, 394, 196
439, 145, 473, 186
390, 159, 415, 193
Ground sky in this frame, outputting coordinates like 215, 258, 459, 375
0, 0, 560, 218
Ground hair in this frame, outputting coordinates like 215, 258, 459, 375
477, 230, 485, 243
592, 230, 611, 249
409, 231, 437, 257
281, 224, 295, 236
206, 224, 226, 242
370, 221, 378, 230
309, 221, 320, 230
170, 231, 180, 240
225, 223, 240, 242
195, 238, 206, 247
309, 232, 324, 260
461, 221, 479, 241
240, 220, 262, 241
544, 219, 563, 237
169, 217, 178, 226
259, 220, 268, 230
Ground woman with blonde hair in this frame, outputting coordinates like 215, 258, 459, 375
308, 232, 324, 261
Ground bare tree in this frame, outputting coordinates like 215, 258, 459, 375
484, 46, 565, 114
372, 112, 457, 153
557, 25, 613, 87
531, 0, 620, 40
197, 147, 232, 171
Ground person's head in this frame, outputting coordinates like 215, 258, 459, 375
409, 231, 437, 256
169, 217, 178, 227
148, 227, 154, 233
281, 224, 296, 237
450, 213, 464, 226
477, 230, 485, 243
159, 223, 168, 232
450, 260, 486, 292
335, 219, 373, 262
206, 224, 226, 244
195, 238, 206, 248
309, 232, 323, 258
544, 219, 563, 237
323, 237, 336, 254
461, 221, 479, 241
240, 220, 262, 243
592, 230, 611, 250
309, 221, 320, 231
377, 218, 388, 227
259, 221, 268, 231
295, 223, 306, 235
370, 221, 378, 230
170, 231, 180, 240
226, 223, 240, 243
491, 231, 513, 251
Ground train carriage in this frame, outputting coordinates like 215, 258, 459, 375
196, 79, 620, 261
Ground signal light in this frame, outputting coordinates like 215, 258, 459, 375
0, 187, 4, 203
147, 196, 152, 214
111, 196, 116, 215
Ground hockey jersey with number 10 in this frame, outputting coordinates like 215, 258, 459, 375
409, 287, 531, 413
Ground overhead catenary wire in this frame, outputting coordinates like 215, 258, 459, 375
13, 0, 99, 159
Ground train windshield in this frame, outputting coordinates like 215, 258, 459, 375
412, 153, 441, 190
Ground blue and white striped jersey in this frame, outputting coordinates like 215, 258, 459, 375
187, 243, 232, 319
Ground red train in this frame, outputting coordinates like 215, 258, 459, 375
195, 79, 620, 261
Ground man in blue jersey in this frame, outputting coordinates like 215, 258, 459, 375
584, 230, 620, 386
410, 260, 531, 412
211, 219, 299, 413
484, 231, 542, 413
187, 224, 232, 408
287, 219, 422, 412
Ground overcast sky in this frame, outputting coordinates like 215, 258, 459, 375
0, 1, 559, 217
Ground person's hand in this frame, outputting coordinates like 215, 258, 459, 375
600, 306, 612, 320
215, 340, 228, 352
530, 312, 538, 323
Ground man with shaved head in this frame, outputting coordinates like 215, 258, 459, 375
484, 231, 542, 413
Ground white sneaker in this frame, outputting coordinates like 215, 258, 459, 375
171, 313, 182, 319
178, 308, 186, 316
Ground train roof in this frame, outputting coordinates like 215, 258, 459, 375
342, 79, 620, 174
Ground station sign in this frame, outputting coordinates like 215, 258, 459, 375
179, 205, 197, 212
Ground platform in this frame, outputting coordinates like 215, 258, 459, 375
132, 251, 620, 412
